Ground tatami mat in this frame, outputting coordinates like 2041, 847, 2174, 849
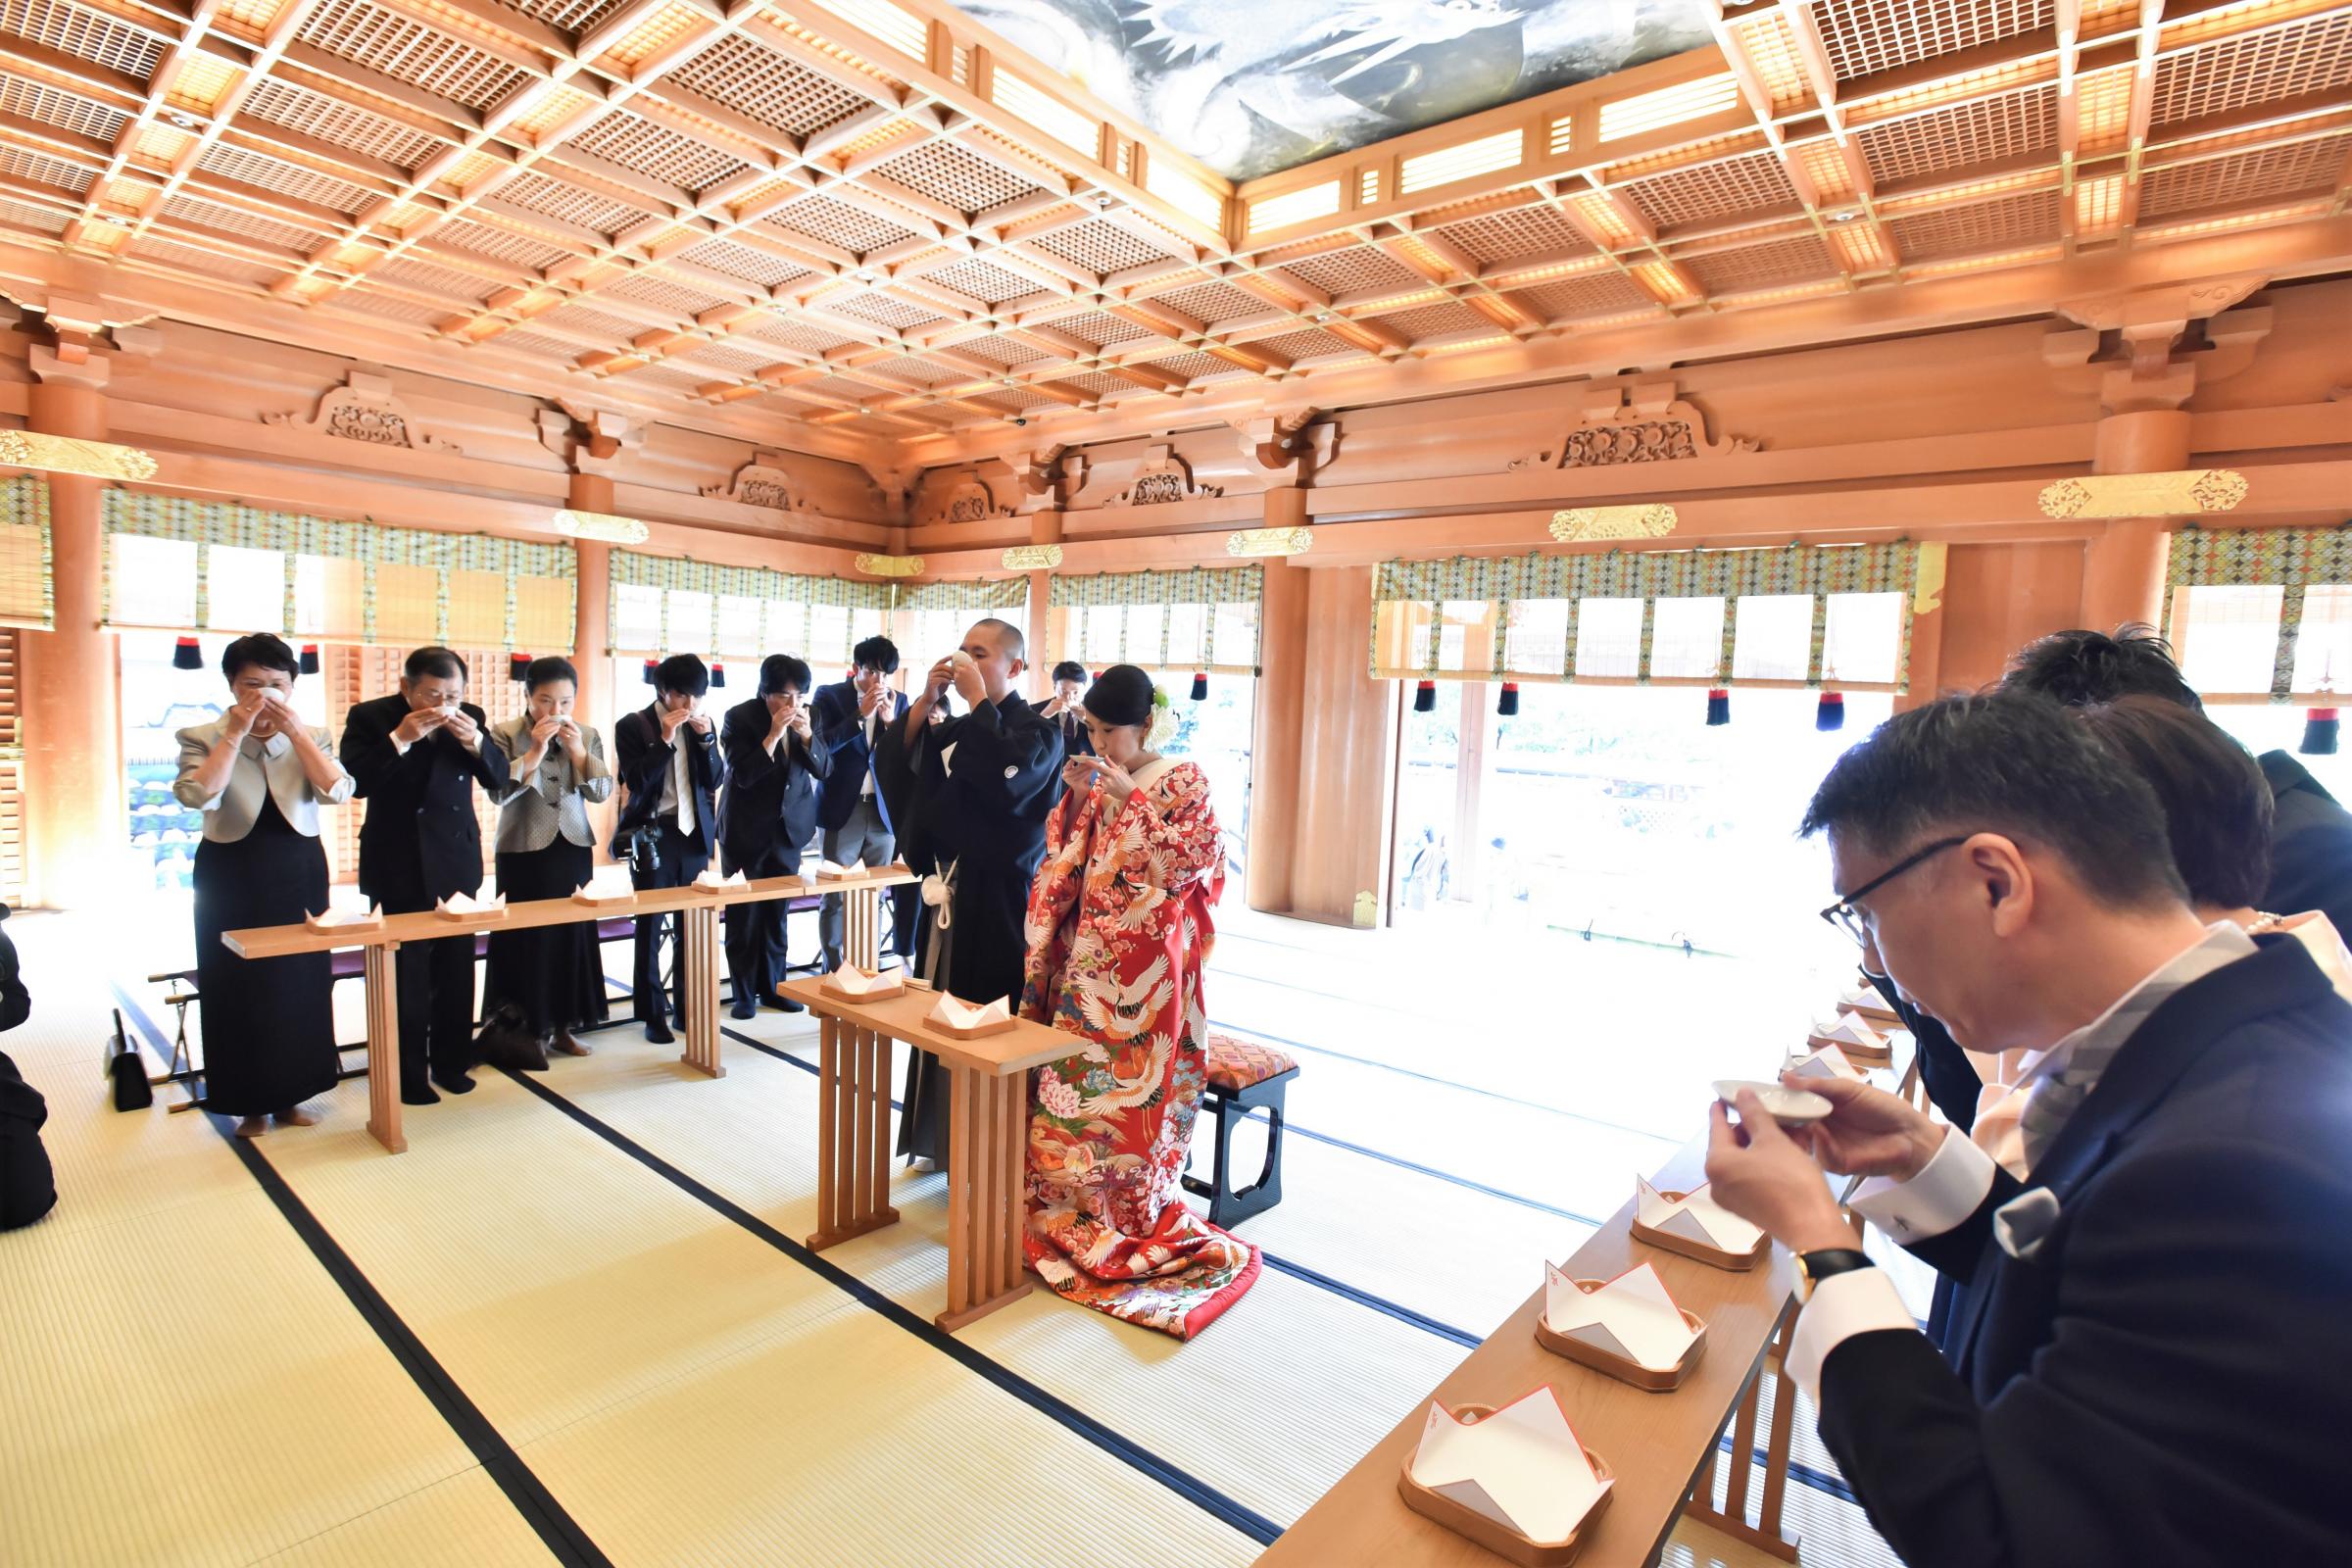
4, 901, 1905, 1568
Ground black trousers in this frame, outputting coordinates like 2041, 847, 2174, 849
629, 815, 707, 1024
397, 933, 476, 1086
721, 838, 799, 1005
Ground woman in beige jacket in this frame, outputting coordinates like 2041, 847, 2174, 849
173, 634, 354, 1137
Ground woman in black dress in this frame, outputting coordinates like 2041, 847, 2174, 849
484, 657, 613, 1054
174, 635, 353, 1138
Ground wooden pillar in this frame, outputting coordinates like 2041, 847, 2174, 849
1247, 491, 1309, 914
2080, 410, 2191, 633
1452, 682, 1488, 901
567, 473, 616, 863
1285, 564, 1396, 927
1025, 510, 1060, 699
19, 364, 122, 908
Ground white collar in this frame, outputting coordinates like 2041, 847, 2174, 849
2008, 920, 2259, 1091
241, 728, 292, 760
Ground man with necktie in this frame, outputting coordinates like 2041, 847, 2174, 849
813, 636, 914, 971
1041, 661, 1092, 758
612, 655, 722, 1044
717, 654, 829, 1017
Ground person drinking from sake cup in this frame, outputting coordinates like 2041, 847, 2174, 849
483, 657, 612, 1058
872, 618, 1061, 1166
176, 633, 354, 1137
1701, 693, 2352, 1568
1016, 664, 1256, 1338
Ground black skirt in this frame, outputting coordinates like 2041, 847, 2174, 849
484, 838, 608, 1034
193, 794, 339, 1117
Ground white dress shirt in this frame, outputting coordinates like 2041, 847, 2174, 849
1787, 921, 2262, 1404
173, 720, 355, 841
862, 702, 878, 800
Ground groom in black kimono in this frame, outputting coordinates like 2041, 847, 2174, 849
874, 617, 1063, 1164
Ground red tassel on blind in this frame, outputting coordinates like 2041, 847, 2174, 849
509, 652, 530, 682
1496, 681, 1520, 716
1705, 688, 1730, 726
1412, 679, 1437, 713
642, 659, 658, 686
2304, 708, 2340, 756
172, 636, 202, 670
1190, 671, 1207, 701
1816, 691, 1844, 731
299, 644, 319, 675
710, 662, 726, 688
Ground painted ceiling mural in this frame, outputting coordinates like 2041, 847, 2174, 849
957, 0, 1719, 181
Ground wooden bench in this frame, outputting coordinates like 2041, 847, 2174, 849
219, 866, 917, 1152
781, 977, 1080, 1333
1254, 1135, 1804, 1567
1183, 1032, 1298, 1228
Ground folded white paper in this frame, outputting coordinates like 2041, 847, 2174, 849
1841, 983, 1897, 1016
824, 963, 902, 997
1409, 1388, 1611, 1544
307, 905, 382, 928
692, 867, 748, 891
1813, 1011, 1887, 1051
1636, 1175, 1764, 1253
1543, 1260, 1697, 1369
927, 994, 1010, 1031
435, 892, 506, 917
813, 859, 858, 880
1788, 1044, 1866, 1081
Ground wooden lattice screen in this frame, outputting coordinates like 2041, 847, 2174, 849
0, 629, 22, 905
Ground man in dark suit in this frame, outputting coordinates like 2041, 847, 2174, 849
718, 654, 829, 1018
339, 647, 511, 1102
1874, 622, 2352, 1138
1041, 660, 1091, 757
1706, 694, 2352, 1568
813, 635, 912, 972
612, 654, 721, 1044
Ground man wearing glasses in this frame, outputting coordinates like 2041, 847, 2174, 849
1700, 693, 2352, 1567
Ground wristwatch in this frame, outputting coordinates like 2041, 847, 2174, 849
1793, 1249, 1876, 1304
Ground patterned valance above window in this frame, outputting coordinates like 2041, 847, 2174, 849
1046, 564, 1264, 675
102, 491, 575, 651
609, 553, 1029, 670
0, 477, 53, 632
2166, 525, 2352, 703
1371, 541, 1930, 691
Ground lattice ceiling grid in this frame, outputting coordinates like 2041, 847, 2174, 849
0, 0, 2344, 446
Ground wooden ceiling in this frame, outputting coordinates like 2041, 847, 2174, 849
0, 0, 2346, 451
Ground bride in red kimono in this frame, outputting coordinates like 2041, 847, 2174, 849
1018, 664, 1259, 1338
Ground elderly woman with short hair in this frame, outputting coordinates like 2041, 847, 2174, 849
174, 633, 354, 1137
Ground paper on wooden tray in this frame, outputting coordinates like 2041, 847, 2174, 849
1788, 1044, 1867, 1081
1543, 1261, 1697, 1370
824, 962, 903, 998
692, 866, 748, 891
1636, 1176, 1764, 1254
306, 905, 382, 930
1409, 1388, 1611, 1544
810, 859, 858, 880
1841, 982, 1898, 1015
926, 993, 1010, 1031
1812, 1011, 1887, 1052
435, 892, 507, 918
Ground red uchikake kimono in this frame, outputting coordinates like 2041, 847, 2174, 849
1017, 756, 1259, 1338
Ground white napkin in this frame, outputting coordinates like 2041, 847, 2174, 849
927, 994, 1010, 1031
1788, 1044, 1866, 1081
1841, 983, 1896, 1015
307, 905, 382, 928
813, 859, 858, 880
435, 892, 507, 917
693, 866, 748, 891
1636, 1175, 1764, 1253
825, 963, 902, 997
1544, 1260, 1696, 1369
1408, 1388, 1610, 1543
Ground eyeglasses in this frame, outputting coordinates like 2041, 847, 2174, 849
1819, 836, 1967, 946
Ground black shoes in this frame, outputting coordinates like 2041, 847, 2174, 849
430, 1071, 476, 1096
773, 998, 806, 1014
643, 1017, 676, 1044
729, 996, 759, 1020
400, 1083, 440, 1106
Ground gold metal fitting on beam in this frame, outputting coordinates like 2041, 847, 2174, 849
1001, 544, 1063, 569
0, 429, 159, 483
551, 509, 651, 544
1549, 505, 1677, 542
2036, 469, 2249, 519
1226, 526, 1312, 558
855, 553, 925, 577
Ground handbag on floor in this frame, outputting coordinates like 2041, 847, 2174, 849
105, 1008, 152, 1112
473, 1001, 549, 1073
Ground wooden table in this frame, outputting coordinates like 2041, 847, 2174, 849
220, 866, 916, 1154
1254, 1138, 1802, 1568
779, 978, 1084, 1333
